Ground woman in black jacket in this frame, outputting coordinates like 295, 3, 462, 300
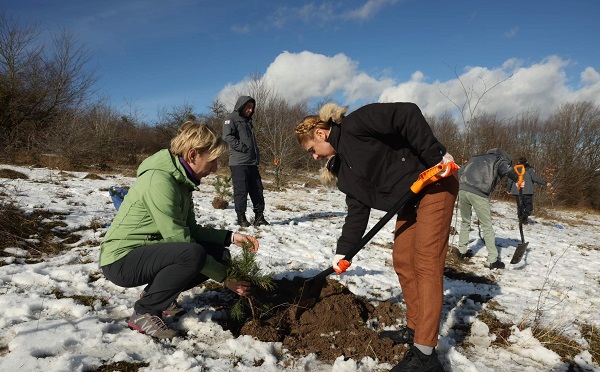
295, 102, 457, 372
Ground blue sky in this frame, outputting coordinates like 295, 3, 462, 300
2, 0, 599, 124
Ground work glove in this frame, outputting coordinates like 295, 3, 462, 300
332, 254, 351, 274
517, 181, 525, 190
436, 152, 455, 177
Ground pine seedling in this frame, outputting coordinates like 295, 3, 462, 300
212, 175, 233, 209
226, 242, 275, 322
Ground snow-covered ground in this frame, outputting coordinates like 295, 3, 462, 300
0, 164, 598, 371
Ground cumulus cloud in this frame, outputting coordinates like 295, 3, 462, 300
218, 52, 600, 121
217, 51, 394, 107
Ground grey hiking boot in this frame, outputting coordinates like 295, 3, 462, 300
128, 312, 177, 339
140, 291, 186, 318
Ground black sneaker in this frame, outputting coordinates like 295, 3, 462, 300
380, 326, 415, 345
454, 248, 474, 261
390, 345, 444, 372
486, 260, 505, 270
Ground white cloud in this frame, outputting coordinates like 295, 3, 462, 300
217, 51, 394, 107
581, 67, 600, 84
268, 0, 399, 27
381, 55, 600, 121
342, 0, 401, 20
218, 52, 600, 122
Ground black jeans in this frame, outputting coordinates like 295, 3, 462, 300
102, 242, 229, 315
514, 194, 534, 219
230, 165, 265, 213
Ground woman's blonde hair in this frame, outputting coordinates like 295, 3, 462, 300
170, 121, 228, 161
294, 102, 348, 144
294, 103, 348, 187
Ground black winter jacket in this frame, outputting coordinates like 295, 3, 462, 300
223, 96, 260, 166
329, 102, 446, 256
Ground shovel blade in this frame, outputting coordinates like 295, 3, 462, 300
510, 241, 529, 264
290, 275, 328, 319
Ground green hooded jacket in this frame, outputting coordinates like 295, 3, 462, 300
99, 149, 229, 280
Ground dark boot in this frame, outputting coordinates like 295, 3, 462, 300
253, 212, 270, 226
236, 211, 250, 227
380, 325, 415, 345
391, 345, 444, 372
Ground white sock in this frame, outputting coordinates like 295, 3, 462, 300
415, 344, 433, 355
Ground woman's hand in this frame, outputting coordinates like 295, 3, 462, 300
225, 279, 252, 296
232, 232, 259, 251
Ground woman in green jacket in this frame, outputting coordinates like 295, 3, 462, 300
100, 121, 259, 339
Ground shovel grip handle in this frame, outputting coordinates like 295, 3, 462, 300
514, 164, 525, 190
410, 161, 459, 194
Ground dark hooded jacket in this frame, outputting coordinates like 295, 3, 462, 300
223, 96, 260, 166
507, 163, 548, 195
459, 148, 519, 198
328, 102, 446, 255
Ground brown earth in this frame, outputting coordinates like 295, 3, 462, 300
212, 278, 409, 365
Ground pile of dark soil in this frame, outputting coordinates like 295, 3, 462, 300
212, 278, 408, 364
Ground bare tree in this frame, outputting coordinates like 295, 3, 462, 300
438, 64, 512, 160
426, 111, 463, 163
541, 101, 600, 207
0, 13, 97, 158
155, 102, 198, 141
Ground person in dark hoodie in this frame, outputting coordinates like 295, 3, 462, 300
507, 157, 551, 224
100, 121, 259, 339
223, 96, 269, 227
456, 149, 519, 269
295, 102, 458, 372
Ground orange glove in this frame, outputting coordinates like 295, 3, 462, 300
332, 254, 351, 274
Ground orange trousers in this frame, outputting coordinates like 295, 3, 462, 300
393, 175, 458, 347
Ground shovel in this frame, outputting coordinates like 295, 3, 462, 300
293, 161, 459, 318
510, 164, 529, 264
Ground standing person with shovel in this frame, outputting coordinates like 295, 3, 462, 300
507, 157, 551, 225
295, 102, 458, 372
456, 149, 519, 269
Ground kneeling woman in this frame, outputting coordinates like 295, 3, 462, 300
295, 102, 457, 371
100, 121, 259, 339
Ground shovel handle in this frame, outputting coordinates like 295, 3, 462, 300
410, 161, 459, 194
514, 164, 525, 189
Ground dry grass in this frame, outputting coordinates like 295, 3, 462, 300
0, 168, 29, 179
0, 200, 81, 264
476, 309, 512, 346
581, 324, 599, 366
477, 308, 596, 367
91, 361, 149, 372
50, 289, 109, 307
